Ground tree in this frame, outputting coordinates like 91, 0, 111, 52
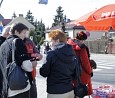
29, 30, 38, 45
25, 10, 34, 25
61, 22, 65, 32
53, 15, 58, 26
34, 19, 38, 31
25, 10, 46, 44
12, 12, 17, 19
52, 6, 66, 27
64, 15, 67, 22
35, 19, 45, 37
51, 6, 69, 33
39, 36, 45, 45
56, 6, 64, 23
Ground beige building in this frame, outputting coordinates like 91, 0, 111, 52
6, 14, 35, 37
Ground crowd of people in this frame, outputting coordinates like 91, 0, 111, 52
0, 22, 94, 98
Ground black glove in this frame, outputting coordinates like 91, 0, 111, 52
91, 72, 93, 77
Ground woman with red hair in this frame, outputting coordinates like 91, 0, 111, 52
40, 30, 81, 98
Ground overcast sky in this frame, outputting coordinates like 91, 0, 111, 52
0, 0, 115, 27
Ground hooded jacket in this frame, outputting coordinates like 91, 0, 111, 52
0, 35, 31, 97
40, 43, 80, 94
0, 36, 5, 97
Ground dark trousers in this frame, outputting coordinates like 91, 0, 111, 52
30, 79, 37, 98
8, 90, 30, 98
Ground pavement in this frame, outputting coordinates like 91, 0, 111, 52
36, 68, 114, 98
36, 66, 92, 98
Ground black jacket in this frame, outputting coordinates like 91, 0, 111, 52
0, 68, 3, 98
0, 36, 5, 97
40, 43, 80, 94
0, 36, 6, 46
0, 35, 30, 98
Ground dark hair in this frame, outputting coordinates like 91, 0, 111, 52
90, 59, 97, 69
11, 23, 29, 34
76, 31, 87, 40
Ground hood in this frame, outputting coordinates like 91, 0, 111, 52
0, 36, 6, 46
67, 38, 85, 50
0, 36, 6, 41
7, 35, 19, 40
67, 38, 81, 51
54, 43, 75, 63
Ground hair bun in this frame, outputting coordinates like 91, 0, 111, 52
76, 31, 87, 40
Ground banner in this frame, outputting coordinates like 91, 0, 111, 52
39, 0, 48, 4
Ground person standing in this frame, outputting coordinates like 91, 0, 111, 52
0, 26, 11, 46
0, 26, 11, 98
24, 37, 43, 98
0, 23, 33, 98
44, 42, 51, 54
67, 31, 93, 96
39, 30, 80, 98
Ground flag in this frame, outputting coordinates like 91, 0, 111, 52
39, 0, 48, 4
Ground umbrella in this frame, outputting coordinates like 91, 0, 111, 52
79, 4, 115, 31
65, 10, 95, 30
66, 10, 95, 26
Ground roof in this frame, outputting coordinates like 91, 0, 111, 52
6, 16, 35, 30
2, 19, 12, 26
73, 26, 85, 30
67, 10, 96, 27
50, 25, 61, 30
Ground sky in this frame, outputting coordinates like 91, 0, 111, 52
0, 0, 115, 27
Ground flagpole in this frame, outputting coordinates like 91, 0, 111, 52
0, 0, 3, 8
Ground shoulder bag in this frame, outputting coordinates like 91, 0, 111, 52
74, 57, 88, 98
7, 38, 28, 90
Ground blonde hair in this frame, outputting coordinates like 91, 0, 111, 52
48, 29, 67, 42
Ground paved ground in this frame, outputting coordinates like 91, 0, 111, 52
36, 67, 92, 98
36, 52, 115, 98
